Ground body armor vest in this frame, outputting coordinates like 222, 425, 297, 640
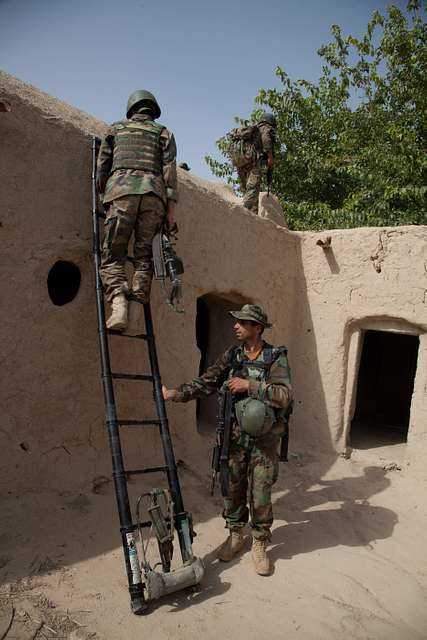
111, 120, 164, 174
222, 343, 289, 437
228, 343, 287, 384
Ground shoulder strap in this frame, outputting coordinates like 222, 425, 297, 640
261, 342, 286, 365
228, 344, 241, 369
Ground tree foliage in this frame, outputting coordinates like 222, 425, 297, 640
205, 1, 427, 230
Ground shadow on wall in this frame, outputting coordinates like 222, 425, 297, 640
290, 236, 334, 462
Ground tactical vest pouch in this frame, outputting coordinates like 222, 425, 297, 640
111, 121, 163, 174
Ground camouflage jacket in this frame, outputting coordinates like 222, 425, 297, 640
173, 341, 293, 413
97, 113, 178, 205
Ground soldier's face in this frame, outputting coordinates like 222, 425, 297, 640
233, 320, 262, 342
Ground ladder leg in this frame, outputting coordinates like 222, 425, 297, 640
143, 302, 194, 563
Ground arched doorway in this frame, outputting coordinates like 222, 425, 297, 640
344, 318, 423, 462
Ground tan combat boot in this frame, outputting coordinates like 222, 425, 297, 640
106, 293, 128, 331
251, 538, 270, 576
217, 530, 245, 562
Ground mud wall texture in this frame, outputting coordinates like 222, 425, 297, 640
292, 228, 427, 474
1, 70, 426, 497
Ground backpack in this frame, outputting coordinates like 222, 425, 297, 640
228, 125, 258, 168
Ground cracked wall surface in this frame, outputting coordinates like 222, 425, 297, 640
1, 69, 427, 497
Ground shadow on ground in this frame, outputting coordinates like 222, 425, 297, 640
0, 454, 397, 617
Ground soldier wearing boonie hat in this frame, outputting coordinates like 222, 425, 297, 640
229, 303, 272, 328
163, 303, 293, 576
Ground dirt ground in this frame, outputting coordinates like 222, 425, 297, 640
1, 452, 426, 640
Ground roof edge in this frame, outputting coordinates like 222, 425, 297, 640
0, 69, 107, 138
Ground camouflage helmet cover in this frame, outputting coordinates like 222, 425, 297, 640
229, 304, 272, 328
258, 112, 277, 128
126, 90, 161, 119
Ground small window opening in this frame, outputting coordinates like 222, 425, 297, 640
350, 330, 419, 455
47, 260, 81, 306
0, 101, 11, 112
195, 293, 251, 433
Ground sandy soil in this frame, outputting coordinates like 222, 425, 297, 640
1, 453, 426, 640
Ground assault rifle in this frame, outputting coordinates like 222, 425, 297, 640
211, 389, 233, 497
152, 227, 184, 313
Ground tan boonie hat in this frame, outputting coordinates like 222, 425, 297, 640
229, 304, 272, 328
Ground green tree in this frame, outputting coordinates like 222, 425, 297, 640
205, 1, 427, 230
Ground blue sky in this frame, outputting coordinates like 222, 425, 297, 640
0, 0, 407, 178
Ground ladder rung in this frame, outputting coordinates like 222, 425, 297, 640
121, 524, 137, 533
120, 523, 150, 533
125, 466, 167, 477
118, 419, 160, 427
111, 373, 153, 381
107, 330, 147, 340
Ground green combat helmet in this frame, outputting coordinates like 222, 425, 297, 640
235, 397, 276, 437
258, 112, 277, 128
126, 90, 161, 119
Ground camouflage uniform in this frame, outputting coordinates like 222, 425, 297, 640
173, 341, 293, 540
235, 123, 274, 215
97, 113, 178, 302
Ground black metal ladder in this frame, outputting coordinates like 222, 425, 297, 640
91, 137, 193, 614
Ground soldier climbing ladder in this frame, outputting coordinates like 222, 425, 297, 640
91, 137, 204, 615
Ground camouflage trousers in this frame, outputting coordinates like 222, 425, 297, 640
223, 433, 279, 540
237, 163, 261, 214
100, 193, 166, 302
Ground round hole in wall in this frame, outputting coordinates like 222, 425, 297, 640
47, 260, 81, 306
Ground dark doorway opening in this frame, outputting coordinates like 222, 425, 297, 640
47, 260, 81, 306
350, 330, 419, 451
195, 293, 250, 432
